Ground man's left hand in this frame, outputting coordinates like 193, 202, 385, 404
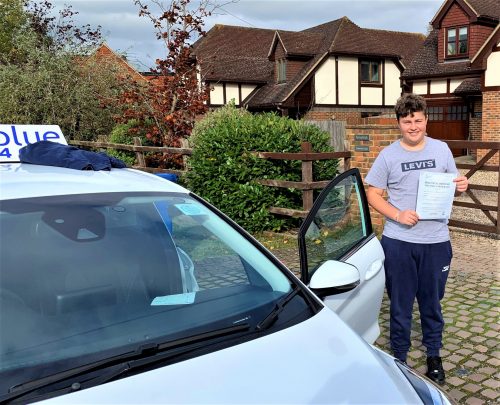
454, 175, 469, 192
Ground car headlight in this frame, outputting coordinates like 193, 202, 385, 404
395, 360, 455, 405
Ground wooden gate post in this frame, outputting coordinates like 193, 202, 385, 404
133, 137, 146, 167
301, 142, 314, 211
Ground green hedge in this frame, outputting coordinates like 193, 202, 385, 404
107, 120, 152, 166
186, 105, 338, 233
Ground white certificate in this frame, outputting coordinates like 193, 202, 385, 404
416, 172, 457, 219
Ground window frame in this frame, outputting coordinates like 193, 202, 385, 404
359, 60, 382, 84
277, 59, 287, 83
446, 26, 468, 58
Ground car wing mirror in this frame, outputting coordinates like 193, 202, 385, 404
309, 261, 360, 299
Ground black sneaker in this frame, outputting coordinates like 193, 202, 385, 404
426, 356, 445, 385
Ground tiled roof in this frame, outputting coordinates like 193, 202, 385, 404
193, 18, 425, 107
247, 54, 325, 107
454, 77, 482, 94
465, 0, 500, 20
275, 31, 323, 56
402, 29, 477, 78
192, 25, 276, 82
365, 29, 427, 66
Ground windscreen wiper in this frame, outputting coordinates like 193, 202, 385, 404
1, 323, 250, 404
256, 285, 301, 331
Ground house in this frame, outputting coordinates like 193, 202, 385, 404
191, 18, 425, 123
92, 43, 150, 84
401, 0, 499, 151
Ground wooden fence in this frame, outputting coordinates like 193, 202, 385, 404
444, 140, 500, 235
69, 138, 499, 235
254, 141, 351, 218
69, 138, 192, 176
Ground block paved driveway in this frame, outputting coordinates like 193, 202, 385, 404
271, 229, 499, 404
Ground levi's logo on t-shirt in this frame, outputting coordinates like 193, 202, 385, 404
401, 159, 436, 172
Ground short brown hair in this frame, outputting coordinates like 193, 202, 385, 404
395, 93, 427, 120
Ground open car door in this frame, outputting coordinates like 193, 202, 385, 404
299, 168, 385, 343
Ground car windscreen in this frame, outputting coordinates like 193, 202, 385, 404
0, 192, 310, 395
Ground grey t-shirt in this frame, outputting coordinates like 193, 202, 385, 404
365, 136, 457, 244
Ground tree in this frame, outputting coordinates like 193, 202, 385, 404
0, 0, 26, 61
0, 1, 128, 140
123, 0, 215, 158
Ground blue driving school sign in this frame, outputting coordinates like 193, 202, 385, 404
0, 124, 67, 162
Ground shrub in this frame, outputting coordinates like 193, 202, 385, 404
107, 120, 153, 167
186, 105, 338, 233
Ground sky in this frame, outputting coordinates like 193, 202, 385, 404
51, 0, 444, 71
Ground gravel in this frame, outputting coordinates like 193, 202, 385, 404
451, 167, 499, 232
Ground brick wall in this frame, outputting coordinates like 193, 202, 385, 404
479, 91, 500, 165
305, 110, 363, 124
287, 60, 307, 82
469, 99, 482, 142
469, 24, 495, 57
304, 107, 393, 125
346, 119, 401, 234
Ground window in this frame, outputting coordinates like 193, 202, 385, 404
360, 60, 381, 83
447, 105, 467, 120
427, 105, 467, 121
277, 59, 287, 83
428, 107, 443, 121
447, 27, 468, 57
300, 172, 369, 281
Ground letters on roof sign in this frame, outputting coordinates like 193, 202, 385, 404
0, 124, 67, 163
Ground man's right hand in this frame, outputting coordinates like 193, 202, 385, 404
398, 210, 419, 226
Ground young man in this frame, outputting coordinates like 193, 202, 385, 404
365, 93, 468, 384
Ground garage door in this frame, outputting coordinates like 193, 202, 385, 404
426, 105, 468, 156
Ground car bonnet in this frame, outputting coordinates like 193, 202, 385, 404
38, 308, 420, 404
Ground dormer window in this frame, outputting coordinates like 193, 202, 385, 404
360, 60, 381, 83
447, 27, 468, 57
277, 59, 287, 83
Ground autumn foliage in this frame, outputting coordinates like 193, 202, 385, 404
119, 0, 212, 168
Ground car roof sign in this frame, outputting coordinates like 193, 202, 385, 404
0, 124, 68, 163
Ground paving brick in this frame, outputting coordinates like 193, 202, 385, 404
443, 361, 455, 371
448, 354, 465, 363
448, 388, 467, 402
463, 383, 482, 393
482, 378, 499, 389
468, 373, 487, 382
456, 348, 474, 356
447, 376, 466, 386
457, 330, 473, 338
481, 388, 499, 400
470, 326, 484, 333
471, 353, 488, 362
486, 358, 499, 367
465, 397, 485, 405
463, 360, 481, 368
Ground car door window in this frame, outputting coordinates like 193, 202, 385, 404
299, 169, 372, 283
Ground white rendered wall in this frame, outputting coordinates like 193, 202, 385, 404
226, 84, 239, 105
450, 79, 462, 93
485, 46, 500, 87
361, 87, 383, 105
430, 80, 447, 94
241, 85, 256, 102
210, 84, 224, 105
384, 60, 401, 105
338, 57, 358, 105
314, 57, 336, 104
412, 81, 427, 94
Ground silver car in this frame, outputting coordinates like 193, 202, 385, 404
0, 134, 453, 404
